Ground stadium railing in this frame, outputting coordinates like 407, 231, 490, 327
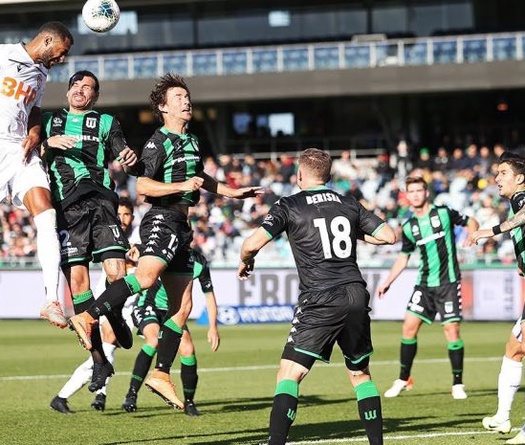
48, 31, 524, 83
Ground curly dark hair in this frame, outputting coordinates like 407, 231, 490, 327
37, 21, 74, 45
149, 73, 190, 122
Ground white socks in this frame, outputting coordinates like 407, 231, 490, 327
33, 209, 61, 302
103, 342, 117, 365
58, 356, 94, 399
495, 355, 522, 421
57, 342, 117, 399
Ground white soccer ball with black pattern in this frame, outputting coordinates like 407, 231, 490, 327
82, 0, 120, 33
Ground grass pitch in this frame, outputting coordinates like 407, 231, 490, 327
0, 320, 520, 445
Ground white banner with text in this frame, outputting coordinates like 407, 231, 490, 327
0, 268, 522, 322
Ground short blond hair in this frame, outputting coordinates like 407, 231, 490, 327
298, 148, 332, 183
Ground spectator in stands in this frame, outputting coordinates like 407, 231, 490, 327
415, 147, 433, 171
494, 143, 506, 159
390, 139, 412, 179
479, 145, 496, 178
464, 144, 480, 171
433, 147, 451, 173
332, 150, 359, 186
450, 147, 469, 172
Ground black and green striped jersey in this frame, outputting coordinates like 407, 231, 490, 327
139, 127, 204, 207
509, 190, 525, 274
136, 249, 213, 310
42, 109, 128, 209
401, 205, 468, 287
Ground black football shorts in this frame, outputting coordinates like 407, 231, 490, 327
57, 194, 128, 266
282, 282, 373, 370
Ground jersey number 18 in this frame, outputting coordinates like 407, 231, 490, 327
313, 216, 352, 259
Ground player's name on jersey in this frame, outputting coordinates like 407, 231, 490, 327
305, 192, 341, 205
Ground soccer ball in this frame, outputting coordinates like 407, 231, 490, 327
82, 0, 120, 33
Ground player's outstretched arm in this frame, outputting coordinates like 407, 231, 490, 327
204, 291, 220, 352
465, 228, 494, 247
377, 254, 409, 298
136, 176, 203, 197
238, 227, 271, 280
469, 205, 525, 247
199, 172, 262, 199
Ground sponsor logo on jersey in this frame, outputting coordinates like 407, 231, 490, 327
173, 154, 200, 164
146, 141, 156, 149
73, 134, 100, 143
416, 230, 445, 246
262, 214, 274, 226
1, 76, 38, 105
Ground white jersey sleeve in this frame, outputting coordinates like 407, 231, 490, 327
0, 43, 48, 143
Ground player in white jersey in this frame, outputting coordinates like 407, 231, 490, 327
0, 22, 73, 327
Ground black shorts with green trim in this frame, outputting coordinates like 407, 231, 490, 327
406, 281, 462, 324
281, 282, 373, 368
132, 303, 168, 335
56, 194, 129, 266
139, 206, 193, 273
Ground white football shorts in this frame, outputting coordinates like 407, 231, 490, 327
0, 141, 50, 209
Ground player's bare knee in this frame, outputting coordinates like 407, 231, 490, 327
134, 273, 156, 290
103, 259, 126, 283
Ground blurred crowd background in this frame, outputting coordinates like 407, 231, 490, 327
0, 140, 518, 269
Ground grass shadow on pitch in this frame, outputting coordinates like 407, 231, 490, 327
214, 394, 349, 414
97, 426, 269, 445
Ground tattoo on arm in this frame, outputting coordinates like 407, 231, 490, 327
501, 207, 525, 232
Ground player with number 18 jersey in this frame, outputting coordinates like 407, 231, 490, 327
261, 188, 386, 291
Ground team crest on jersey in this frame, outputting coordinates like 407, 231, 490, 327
52, 116, 63, 126
411, 224, 420, 236
86, 117, 97, 129
430, 215, 441, 228
109, 225, 121, 240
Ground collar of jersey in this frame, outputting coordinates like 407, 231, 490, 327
161, 127, 188, 138
304, 186, 330, 191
